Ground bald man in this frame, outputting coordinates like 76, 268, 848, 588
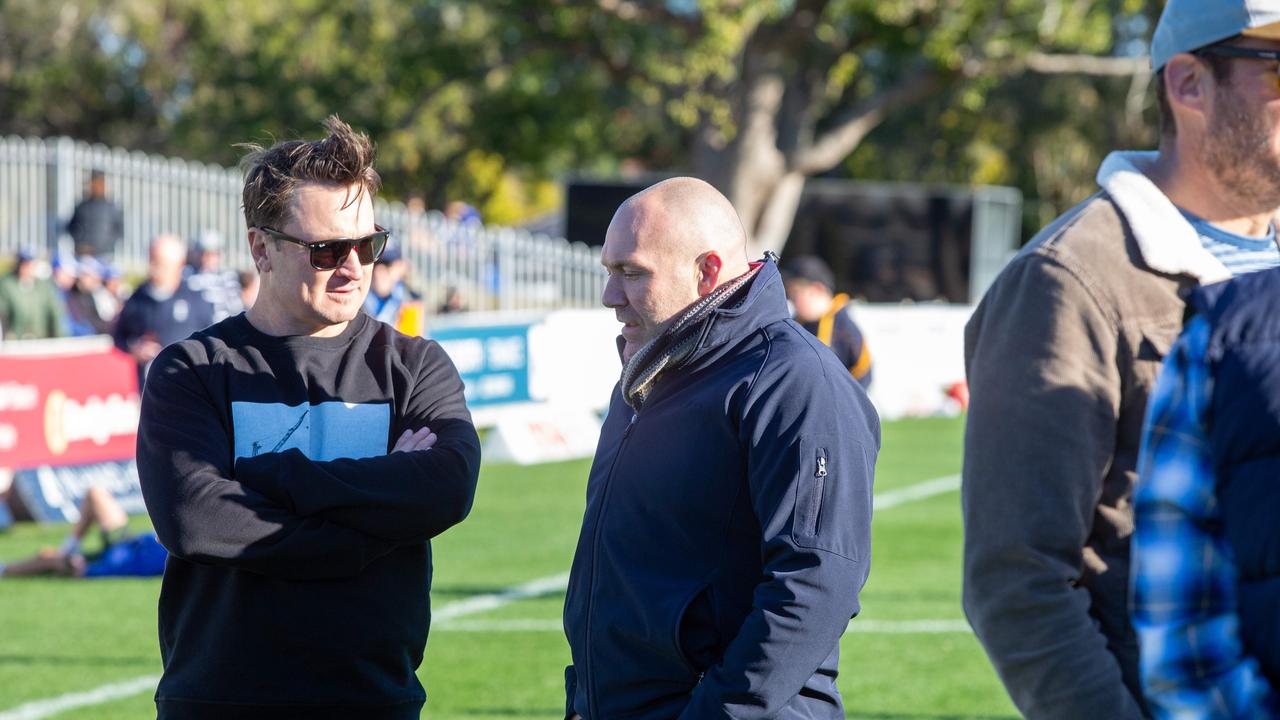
562, 178, 880, 719
112, 234, 216, 388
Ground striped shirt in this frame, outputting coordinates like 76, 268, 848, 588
1181, 209, 1280, 274
1134, 214, 1280, 719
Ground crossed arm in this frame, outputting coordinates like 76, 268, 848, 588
137, 345, 480, 581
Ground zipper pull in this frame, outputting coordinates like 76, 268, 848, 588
816, 454, 827, 478
623, 412, 638, 438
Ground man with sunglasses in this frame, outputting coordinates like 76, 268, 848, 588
963, 1, 1280, 718
136, 116, 481, 720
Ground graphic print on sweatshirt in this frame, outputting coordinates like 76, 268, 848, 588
231, 400, 390, 462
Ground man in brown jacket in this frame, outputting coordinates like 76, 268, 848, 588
962, 1, 1280, 717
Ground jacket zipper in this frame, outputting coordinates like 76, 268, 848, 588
808, 447, 828, 536
583, 409, 638, 719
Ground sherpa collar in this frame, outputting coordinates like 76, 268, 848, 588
1095, 150, 1231, 283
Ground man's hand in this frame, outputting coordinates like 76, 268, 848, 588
392, 427, 437, 453
129, 335, 163, 364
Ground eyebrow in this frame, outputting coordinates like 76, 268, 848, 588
602, 258, 648, 272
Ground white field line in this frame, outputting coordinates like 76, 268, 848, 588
0, 473, 959, 719
436, 618, 972, 634
0, 574, 572, 720
874, 474, 960, 510
433, 571, 571, 622
0, 676, 161, 720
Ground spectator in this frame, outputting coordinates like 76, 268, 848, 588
1134, 271, 1280, 716
402, 194, 437, 252
563, 178, 878, 719
0, 249, 67, 340
135, 114, 479, 719
112, 234, 215, 387
444, 200, 482, 225
963, 2, 1280, 718
363, 242, 413, 323
184, 230, 243, 321
438, 286, 465, 314
50, 252, 78, 295
66, 169, 124, 260
783, 254, 873, 388
102, 262, 127, 304
0, 486, 165, 579
237, 269, 259, 310
65, 256, 119, 336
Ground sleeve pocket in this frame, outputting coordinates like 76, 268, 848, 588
792, 434, 872, 560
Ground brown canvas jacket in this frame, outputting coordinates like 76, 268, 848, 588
961, 151, 1231, 719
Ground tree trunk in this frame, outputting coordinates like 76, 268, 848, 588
693, 46, 791, 256
751, 171, 806, 257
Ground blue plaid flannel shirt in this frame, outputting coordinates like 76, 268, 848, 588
1134, 316, 1279, 719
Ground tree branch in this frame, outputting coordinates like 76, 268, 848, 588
557, 0, 705, 31
795, 70, 942, 175
1022, 52, 1148, 76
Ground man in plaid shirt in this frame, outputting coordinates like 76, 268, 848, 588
1135, 315, 1279, 718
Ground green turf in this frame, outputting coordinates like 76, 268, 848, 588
0, 416, 1017, 719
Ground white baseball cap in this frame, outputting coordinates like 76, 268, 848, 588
1151, 0, 1280, 71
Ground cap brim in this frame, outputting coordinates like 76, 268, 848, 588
1242, 21, 1280, 41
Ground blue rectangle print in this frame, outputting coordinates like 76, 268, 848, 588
231, 401, 391, 461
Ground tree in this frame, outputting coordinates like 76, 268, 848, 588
0, 0, 1160, 247
481, 0, 1154, 253
0, 0, 162, 148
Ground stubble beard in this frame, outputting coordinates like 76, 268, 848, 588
1205, 88, 1280, 213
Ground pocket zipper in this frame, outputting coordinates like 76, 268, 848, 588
802, 447, 828, 538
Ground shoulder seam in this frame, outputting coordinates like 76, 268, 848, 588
1009, 244, 1122, 335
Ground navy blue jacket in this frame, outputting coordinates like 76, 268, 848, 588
1190, 269, 1280, 686
563, 260, 880, 719
112, 280, 216, 387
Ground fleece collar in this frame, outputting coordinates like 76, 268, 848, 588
1095, 150, 1231, 284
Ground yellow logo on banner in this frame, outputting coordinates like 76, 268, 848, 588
44, 389, 67, 455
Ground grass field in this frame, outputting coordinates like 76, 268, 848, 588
0, 416, 1018, 719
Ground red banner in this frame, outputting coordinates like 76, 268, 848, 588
0, 342, 140, 470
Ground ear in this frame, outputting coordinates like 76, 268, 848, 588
248, 229, 272, 273
1164, 53, 1216, 131
696, 251, 723, 296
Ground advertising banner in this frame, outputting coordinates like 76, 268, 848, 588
0, 344, 141, 470
12, 460, 144, 523
430, 322, 534, 407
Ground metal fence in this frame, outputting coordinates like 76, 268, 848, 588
0, 136, 606, 313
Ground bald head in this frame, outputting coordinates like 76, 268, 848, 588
601, 177, 753, 361
613, 177, 749, 275
148, 233, 187, 293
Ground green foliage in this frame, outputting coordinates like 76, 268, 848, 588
846, 37, 1156, 238
0, 0, 1164, 231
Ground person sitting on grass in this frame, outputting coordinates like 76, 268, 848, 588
0, 486, 165, 578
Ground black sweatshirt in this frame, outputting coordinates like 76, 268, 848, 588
137, 312, 481, 719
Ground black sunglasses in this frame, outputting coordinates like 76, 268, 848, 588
258, 225, 391, 270
1197, 44, 1280, 62
1196, 44, 1280, 74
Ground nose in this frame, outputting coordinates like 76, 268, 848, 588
602, 273, 625, 309
335, 242, 364, 280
